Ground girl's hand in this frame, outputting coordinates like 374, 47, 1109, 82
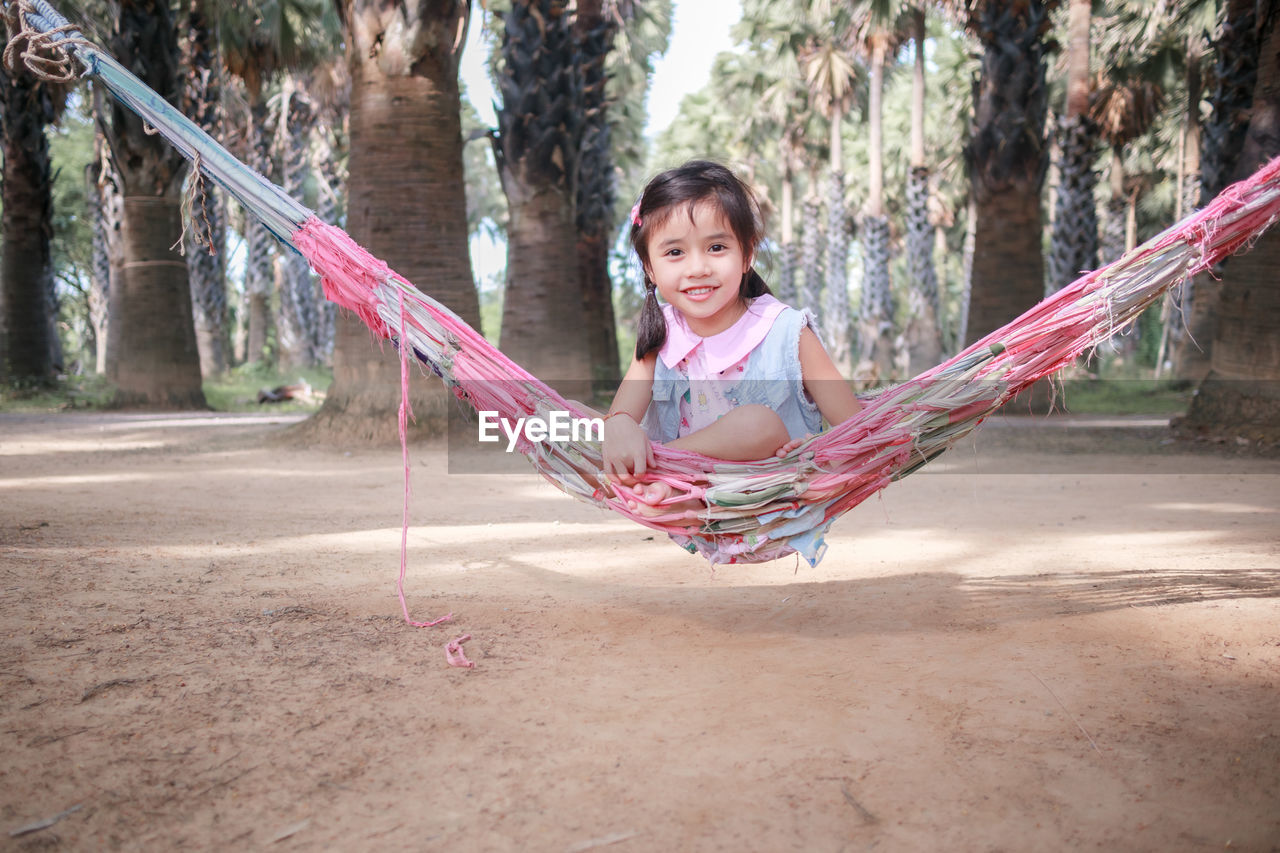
602, 413, 655, 485
774, 434, 812, 457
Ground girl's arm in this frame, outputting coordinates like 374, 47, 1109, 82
798, 327, 862, 426
602, 352, 657, 484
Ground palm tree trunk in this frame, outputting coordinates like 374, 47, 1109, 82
181, 0, 229, 377
903, 9, 943, 374
0, 54, 59, 384
799, 191, 824, 321
776, 153, 798, 305
962, 0, 1052, 347
1100, 148, 1127, 264
1174, 0, 1260, 382
574, 0, 620, 392
109, 196, 205, 406
301, 2, 480, 444
104, 0, 206, 408
501, 182, 584, 379
1158, 35, 1204, 377
84, 156, 111, 374
311, 130, 343, 362
1178, 0, 1280, 441
859, 37, 894, 377
857, 214, 894, 382
243, 99, 276, 365
495, 0, 593, 394
276, 84, 323, 369
823, 168, 851, 373
1048, 109, 1099, 292
904, 166, 943, 373
87, 103, 120, 376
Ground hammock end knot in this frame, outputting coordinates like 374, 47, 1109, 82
3, 0, 92, 84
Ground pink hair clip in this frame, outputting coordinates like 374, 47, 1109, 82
630, 200, 642, 227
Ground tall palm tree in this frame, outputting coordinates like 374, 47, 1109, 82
1092, 74, 1162, 266
958, 0, 1056, 348
799, 173, 825, 321
309, 111, 345, 361
84, 141, 113, 375
84, 84, 121, 376
274, 76, 325, 369
573, 0, 629, 390
0, 6, 67, 385
1178, 0, 1280, 440
299, 0, 480, 442
902, 4, 944, 375
493, 0, 593, 393
219, 0, 337, 366
1174, 0, 1260, 381
733, 0, 814, 305
103, 0, 206, 407
1047, 0, 1098, 294
849, 6, 905, 381
1154, 2, 1213, 376
180, 0, 229, 377
800, 1, 860, 373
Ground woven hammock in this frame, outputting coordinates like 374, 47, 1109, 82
17, 2, 1280, 567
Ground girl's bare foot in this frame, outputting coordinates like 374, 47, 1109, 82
624, 481, 705, 528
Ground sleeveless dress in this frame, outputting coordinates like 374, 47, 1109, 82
643, 294, 823, 444
640, 294, 836, 567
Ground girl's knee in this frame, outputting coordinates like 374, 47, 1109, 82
730, 404, 789, 454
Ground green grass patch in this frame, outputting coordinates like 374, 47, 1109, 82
203, 363, 333, 413
0, 365, 334, 414
0, 373, 116, 412
1053, 378, 1191, 416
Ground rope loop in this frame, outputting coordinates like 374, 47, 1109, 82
2, 0, 92, 83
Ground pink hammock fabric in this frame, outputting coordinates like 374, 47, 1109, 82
292, 157, 1280, 567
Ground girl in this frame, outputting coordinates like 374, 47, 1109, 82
603, 160, 862, 512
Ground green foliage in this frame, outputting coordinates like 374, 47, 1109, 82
48, 97, 98, 372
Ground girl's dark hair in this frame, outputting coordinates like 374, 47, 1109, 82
631, 160, 771, 359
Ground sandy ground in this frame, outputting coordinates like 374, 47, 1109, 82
0, 409, 1277, 852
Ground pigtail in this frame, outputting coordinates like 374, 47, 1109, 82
742, 268, 772, 300
634, 277, 668, 359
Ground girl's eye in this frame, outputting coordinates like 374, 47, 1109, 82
709, 243, 727, 252
664, 248, 683, 258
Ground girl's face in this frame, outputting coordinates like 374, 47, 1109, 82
644, 201, 753, 338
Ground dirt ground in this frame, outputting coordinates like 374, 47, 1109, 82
1, 409, 1277, 851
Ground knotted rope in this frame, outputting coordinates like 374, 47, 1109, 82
2, 0, 90, 82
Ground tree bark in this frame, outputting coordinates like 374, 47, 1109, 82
1175, 0, 1261, 381
242, 99, 276, 365
500, 179, 589, 393
1178, 1, 1280, 442
181, 0, 229, 377
0, 28, 61, 385
962, 0, 1052, 347
105, 0, 206, 408
903, 10, 943, 374
109, 197, 205, 407
573, 0, 620, 392
495, 0, 594, 396
300, 2, 480, 444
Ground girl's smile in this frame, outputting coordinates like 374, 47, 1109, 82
645, 202, 752, 337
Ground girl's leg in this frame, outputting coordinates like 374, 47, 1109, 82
627, 405, 789, 519
667, 404, 789, 460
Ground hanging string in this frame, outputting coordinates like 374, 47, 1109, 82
171, 151, 217, 256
